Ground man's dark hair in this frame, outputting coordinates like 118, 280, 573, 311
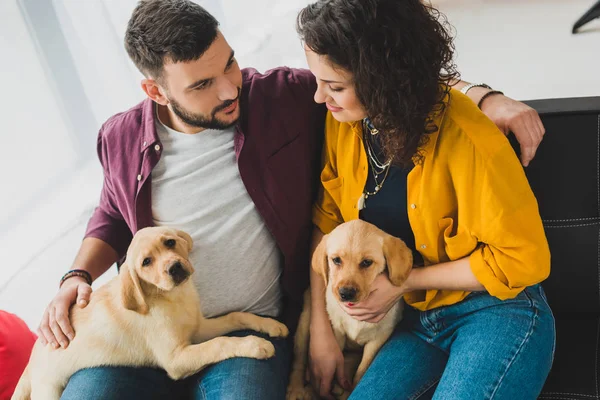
125, 0, 219, 80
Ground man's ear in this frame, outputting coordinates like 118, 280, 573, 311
382, 234, 413, 286
120, 261, 148, 314
141, 78, 168, 106
311, 234, 329, 286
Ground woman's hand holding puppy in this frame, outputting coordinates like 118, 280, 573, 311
341, 274, 408, 323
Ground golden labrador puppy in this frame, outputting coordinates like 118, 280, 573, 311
13, 226, 288, 400
287, 220, 412, 400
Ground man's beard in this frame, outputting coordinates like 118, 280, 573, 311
169, 87, 241, 130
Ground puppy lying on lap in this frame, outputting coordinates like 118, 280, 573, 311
13, 226, 288, 400
287, 220, 412, 399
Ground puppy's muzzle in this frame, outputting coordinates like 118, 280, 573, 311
168, 261, 189, 285
338, 286, 358, 302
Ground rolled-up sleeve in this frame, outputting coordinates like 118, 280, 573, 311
469, 143, 551, 300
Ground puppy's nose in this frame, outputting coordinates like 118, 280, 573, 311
339, 287, 357, 302
168, 261, 188, 284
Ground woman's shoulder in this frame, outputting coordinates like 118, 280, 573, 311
324, 111, 361, 141
438, 89, 512, 161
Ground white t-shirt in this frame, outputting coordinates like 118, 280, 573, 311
151, 115, 282, 318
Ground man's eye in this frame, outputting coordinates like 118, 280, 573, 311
226, 58, 237, 70
332, 257, 342, 265
359, 259, 373, 268
142, 257, 152, 267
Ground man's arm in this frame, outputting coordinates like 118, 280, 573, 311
451, 80, 546, 167
37, 238, 119, 349
38, 126, 129, 349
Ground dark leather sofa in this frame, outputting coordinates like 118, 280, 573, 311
514, 97, 600, 399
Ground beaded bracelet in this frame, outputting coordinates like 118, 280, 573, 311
477, 90, 504, 110
59, 269, 93, 288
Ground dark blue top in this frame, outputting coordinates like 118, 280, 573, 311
359, 132, 421, 264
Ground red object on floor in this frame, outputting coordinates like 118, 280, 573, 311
0, 310, 37, 400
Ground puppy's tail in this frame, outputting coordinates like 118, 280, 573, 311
11, 363, 32, 400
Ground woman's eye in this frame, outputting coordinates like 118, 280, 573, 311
330, 87, 344, 92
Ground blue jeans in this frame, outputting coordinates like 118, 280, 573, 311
60, 330, 291, 400
349, 284, 555, 400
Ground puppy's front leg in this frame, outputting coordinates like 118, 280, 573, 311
162, 335, 275, 380
194, 312, 288, 342
353, 337, 388, 386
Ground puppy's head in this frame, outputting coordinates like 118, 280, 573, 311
312, 220, 412, 304
120, 227, 195, 313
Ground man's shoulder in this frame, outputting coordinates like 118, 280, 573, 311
99, 99, 149, 143
242, 67, 316, 96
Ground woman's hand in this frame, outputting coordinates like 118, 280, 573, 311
309, 323, 351, 399
341, 274, 407, 323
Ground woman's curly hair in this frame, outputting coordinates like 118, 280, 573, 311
297, 0, 459, 167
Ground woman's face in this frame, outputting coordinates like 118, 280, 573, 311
305, 47, 367, 123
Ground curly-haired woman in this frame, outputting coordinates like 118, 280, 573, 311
297, 0, 555, 398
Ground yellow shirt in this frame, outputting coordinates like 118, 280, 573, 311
312, 89, 550, 311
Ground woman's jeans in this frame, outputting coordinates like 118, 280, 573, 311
349, 284, 555, 400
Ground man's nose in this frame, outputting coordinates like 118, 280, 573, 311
217, 77, 239, 101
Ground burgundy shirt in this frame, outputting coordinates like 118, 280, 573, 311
85, 67, 326, 330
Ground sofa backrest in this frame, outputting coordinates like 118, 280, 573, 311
514, 97, 600, 315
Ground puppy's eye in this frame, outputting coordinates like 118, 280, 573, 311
359, 259, 373, 268
142, 257, 152, 267
164, 239, 176, 248
332, 257, 342, 265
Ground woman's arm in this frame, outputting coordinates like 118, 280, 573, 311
308, 227, 351, 399
341, 258, 484, 323
405, 258, 484, 292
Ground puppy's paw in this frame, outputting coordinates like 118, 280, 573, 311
261, 319, 289, 338
286, 385, 315, 400
239, 336, 275, 359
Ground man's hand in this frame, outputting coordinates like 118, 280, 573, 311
309, 323, 351, 399
480, 94, 545, 167
341, 274, 405, 323
38, 277, 92, 349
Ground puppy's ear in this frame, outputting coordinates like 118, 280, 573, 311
383, 234, 413, 286
175, 230, 193, 252
120, 262, 148, 314
311, 234, 329, 285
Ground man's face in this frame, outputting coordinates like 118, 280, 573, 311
159, 32, 242, 130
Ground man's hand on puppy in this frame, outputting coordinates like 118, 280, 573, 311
341, 274, 407, 323
38, 276, 92, 349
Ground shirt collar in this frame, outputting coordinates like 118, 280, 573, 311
140, 98, 160, 153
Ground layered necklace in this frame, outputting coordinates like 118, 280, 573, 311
357, 117, 392, 210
